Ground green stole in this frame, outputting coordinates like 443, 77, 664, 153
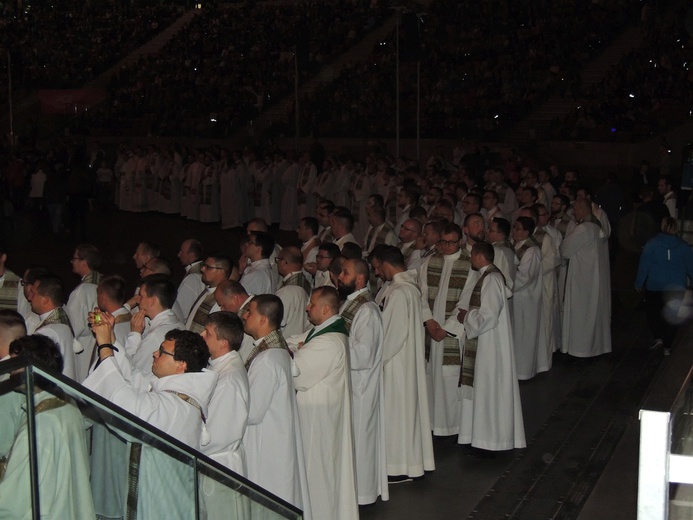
0, 270, 20, 311
340, 291, 373, 333
304, 316, 349, 344
426, 250, 471, 365
244, 329, 292, 371
459, 265, 502, 397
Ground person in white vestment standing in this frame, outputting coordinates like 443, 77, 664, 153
337, 259, 389, 504
560, 198, 612, 358
376, 246, 435, 480
511, 216, 544, 379
66, 243, 102, 382
31, 274, 77, 380
214, 281, 256, 363
239, 232, 278, 295
172, 238, 206, 322
185, 253, 231, 334
275, 247, 310, 337
200, 312, 250, 519
85, 326, 217, 520
298, 217, 321, 285
0, 310, 26, 380
420, 222, 477, 437
445, 242, 526, 454
288, 287, 359, 520
0, 335, 95, 519
241, 295, 312, 518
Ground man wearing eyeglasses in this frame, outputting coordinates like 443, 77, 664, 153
186, 254, 231, 334
85, 325, 217, 520
398, 218, 421, 267
419, 222, 476, 437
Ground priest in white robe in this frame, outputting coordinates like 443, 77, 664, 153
241, 295, 312, 518
511, 217, 544, 380
445, 242, 526, 451
172, 239, 206, 322
377, 246, 435, 478
275, 247, 309, 337
337, 259, 389, 504
85, 326, 217, 520
0, 335, 95, 519
288, 287, 359, 520
560, 199, 612, 357
200, 312, 250, 520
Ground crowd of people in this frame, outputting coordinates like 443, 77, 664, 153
0, 1, 181, 101
554, 0, 693, 141
80, 0, 390, 137
279, 0, 637, 139
7, 139, 678, 518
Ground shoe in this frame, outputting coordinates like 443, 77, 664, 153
465, 447, 497, 459
388, 475, 413, 484
649, 339, 664, 350
664, 348, 671, 356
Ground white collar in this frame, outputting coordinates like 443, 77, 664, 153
283, 271, 302, 282
346, 287, 369, 302
185, 260, 202, 274
311, 314, 341, 334
444, 249, 463, 260
302, 236, 318, 248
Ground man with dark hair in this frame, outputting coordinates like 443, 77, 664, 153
394, 186, 420, 236
31, 273, 77, 380
132, 241, 160, 271
487, 217, 517, 291
85, 324, 217, 519
550, 194, 573, 239
398, 218, 422, 267
481, 190, 502, 224
331, 208, 358, 250
1, 334, 95, 518
314, 242, 340, 288
200, 312, 249, 479
298, 216, 320, 284
445, 242, 526, 454
337, 259, 388, 504
240, 232, 277, 295
173, 238, 206, 321
18, 266, 50, 333
657, 175, 677, 217
290, 286, 358, 518
214, 280, 256, 362
240, 294, 310, 515
276, 246, 310, 337
186, 253, 231, 333
377, 246, 434, 480
118, 274, 183, 378
67, 243, 103, 381
420, 221, 476, 437
92, 275, 132, 367
363, 205, 397, 256
511, 216, 544, 380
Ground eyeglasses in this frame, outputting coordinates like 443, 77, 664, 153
401, 226, 418, 234
158, 346, 175, 357
437, 239, 460, 246
201, 264, 224, 270
316, 255, 332, 260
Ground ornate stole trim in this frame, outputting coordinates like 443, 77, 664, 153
127, 443, 143, 520
374, 222, 394, 248
163, 390, 206, 422
459, 265, 502, 389
282, 272, 311, 295
188, 263, 203, 275
244, 330, 292, 371
340, 292, 373, 333
189, 291, 216, 334
533, 227, 547, 246
37, 307, 76, 337
0, 271, 19, 311
83, 271, 103, 285
426, 252, 471, 365
515, 236, 540, 261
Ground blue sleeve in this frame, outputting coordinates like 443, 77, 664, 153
635, 242, 654, 290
